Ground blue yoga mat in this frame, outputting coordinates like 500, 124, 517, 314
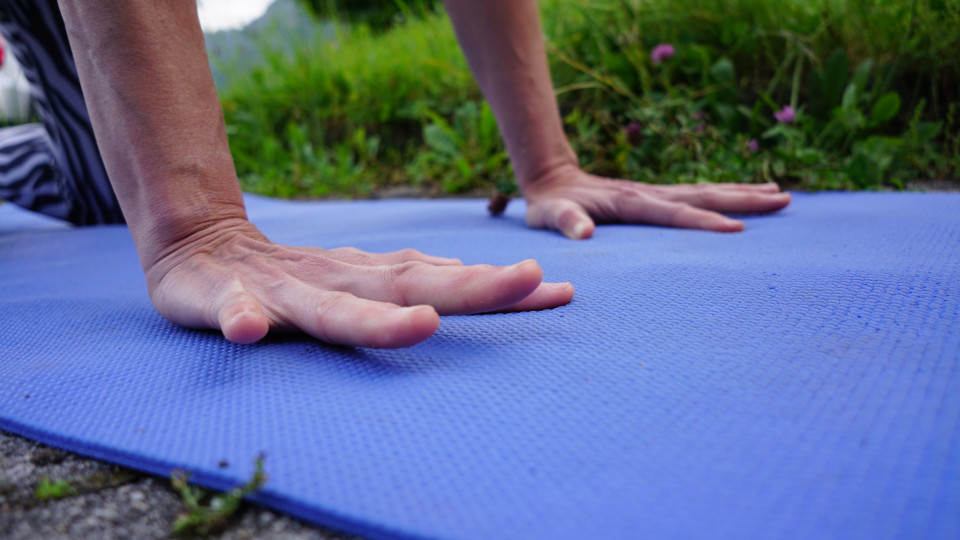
1, 193, 958, 539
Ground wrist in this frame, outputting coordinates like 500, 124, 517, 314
518, 160, 582, 198
123, 172, 253, 276
513, 141, 579, 192
141, 213, 265, 294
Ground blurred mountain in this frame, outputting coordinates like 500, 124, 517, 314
204, 0, 334, 90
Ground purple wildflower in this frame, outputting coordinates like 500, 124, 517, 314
774, 105, 796, 124
650, 43, 675, 64
623, 121, 643, 146
747, 139, 759, 153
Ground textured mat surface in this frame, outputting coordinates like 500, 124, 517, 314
1, 193, 958, 539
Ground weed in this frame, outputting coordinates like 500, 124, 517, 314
295, 0, 443, 30
408, 101, 511, 194
34, 477, 77, 501
542, 0, 958, 191
170, 455, 268, 538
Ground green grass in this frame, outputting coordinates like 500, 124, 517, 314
220, 12, 478, 197
219, 0, 959, 197
34, 477, 76, 501
544, 0, 959, 189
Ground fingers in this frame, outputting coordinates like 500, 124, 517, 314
324, 247, 463, 267
349, 259, 548, 315
699, 181, 782, 193
526, 199, 596, 239
271, 287, 441, 348
689, 185, 791, 213
649, 183, 791, 213
616, 192, 745, 232
491, 281, 575, 313
153, 238, 570, 348
293, 249, 551, 314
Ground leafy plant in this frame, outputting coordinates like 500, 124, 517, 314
295, 0, 442, 30
171, 455, 268, 538
34, 477, 76, 501
408, 101, 511, 194
215, 0, 958, 199
542, 0, 957, 191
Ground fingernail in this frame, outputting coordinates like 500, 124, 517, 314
509, 259, 536, 269
548, 282, 572, 291
403, 305, 433, 317
563, 224, 587, 239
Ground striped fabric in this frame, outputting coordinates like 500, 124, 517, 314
0, 0, 123, 225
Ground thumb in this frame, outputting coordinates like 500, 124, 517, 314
217, 289, 269, 344
526, 198, 595, 240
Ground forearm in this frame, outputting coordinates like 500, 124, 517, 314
57, 0, 250, 273
443, 0, 578, 191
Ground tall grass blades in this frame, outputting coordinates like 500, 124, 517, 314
216, 0, 959, 198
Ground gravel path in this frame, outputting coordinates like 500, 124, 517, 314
0, 430, 360, 539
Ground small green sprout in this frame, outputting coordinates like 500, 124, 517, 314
34, 477, 77, 501
171, 455, 267, 537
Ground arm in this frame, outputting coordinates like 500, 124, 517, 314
58, 0, 572, 346
443, 0, 791, 239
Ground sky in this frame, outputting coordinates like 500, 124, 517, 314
197, 0, 275, 32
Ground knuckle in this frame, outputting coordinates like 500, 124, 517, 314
384, 261, 429, 305
313, 291, 353, 321
388, 260, 427, 280
613, 191, 643, 213
694, 185, 718, 205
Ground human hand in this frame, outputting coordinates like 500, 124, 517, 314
144, 219, 573, 347
522, 165, 792, 239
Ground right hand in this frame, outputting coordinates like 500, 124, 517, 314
144, 219, 574, 347
523, 165, 792, 239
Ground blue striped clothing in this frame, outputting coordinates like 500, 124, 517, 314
0, 0, 123, 225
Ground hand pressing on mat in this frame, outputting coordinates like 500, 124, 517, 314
521, 165, 791, 239
445, 0, 791, 239
58, 0, 572, 347
146, 221, 573, 346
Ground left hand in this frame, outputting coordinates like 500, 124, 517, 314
145, 219, 575, 347
522, 165, 792, 239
